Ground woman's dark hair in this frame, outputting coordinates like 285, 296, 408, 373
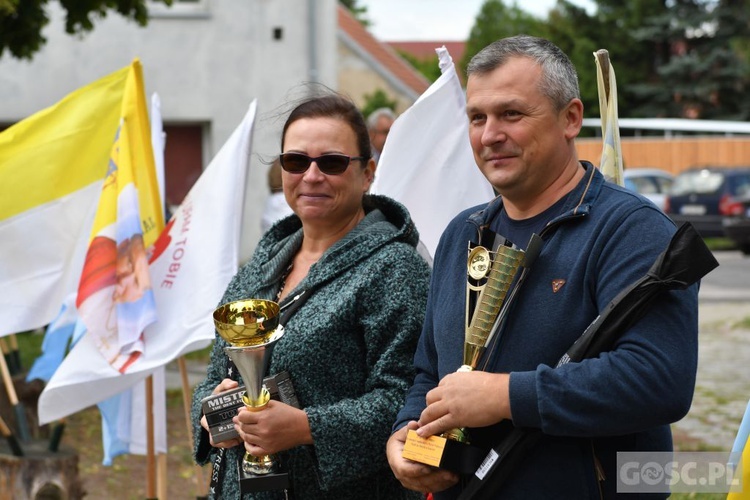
281, 94, 372, 161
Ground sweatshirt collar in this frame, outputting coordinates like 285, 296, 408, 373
468, 161, 602, 234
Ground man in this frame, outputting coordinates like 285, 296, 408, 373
367, 107, 396, 165
387, 35, 699, 499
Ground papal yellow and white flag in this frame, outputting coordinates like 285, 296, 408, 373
0, 65, 129, 337
594, 49, 624, 187
75, 59, 164, 373
39, 101, 257, 425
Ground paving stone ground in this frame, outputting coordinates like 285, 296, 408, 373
672, 301, 750, 450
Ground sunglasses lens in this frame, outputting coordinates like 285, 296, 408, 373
280, 153, 310, 173
317, 155, 349, 175
280, 153, 352, 175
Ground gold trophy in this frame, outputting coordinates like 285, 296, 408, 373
443, 243, 526, 441
213, 298, 289, 492
402, 241, 526, 473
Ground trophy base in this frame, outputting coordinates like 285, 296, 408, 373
402, 429, 486, 475
237, 461, 290, 493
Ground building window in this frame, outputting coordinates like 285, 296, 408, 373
163, 124, 204, 213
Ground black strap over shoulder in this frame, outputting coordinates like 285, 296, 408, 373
279, 289, 311, 326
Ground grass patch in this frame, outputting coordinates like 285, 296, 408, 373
10, 329, 45, 371
183, 342, 213, 362
703, 237, 737, 251
733, 316, 750, 330
670, 494, 729, 500
676, 440, 724, 452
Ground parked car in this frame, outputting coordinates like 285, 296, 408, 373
723, 197, 750, 255
623, 168, 674, 211
665, 167, 750, 238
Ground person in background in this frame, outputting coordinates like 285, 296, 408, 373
367, 107, 396, 165
260, 158, 294, 233
192, 92, 430, 500
387, 35, 699, 499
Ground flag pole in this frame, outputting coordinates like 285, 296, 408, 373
0, 337, 18, 375
145, 375, 157, 499
0, 414, 24, 456
178, 356, 209, 498
48, 417, 66, 452
157, 453, 168, 499
594, 49, 624, 187
8, 334, 21, 375
0, 350, 30, 441
595, 50, 611, 103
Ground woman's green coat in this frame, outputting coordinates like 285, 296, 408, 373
192, 194, 430, 499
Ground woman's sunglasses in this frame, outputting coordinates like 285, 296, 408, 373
279, 153, 368, 175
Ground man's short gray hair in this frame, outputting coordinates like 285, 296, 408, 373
466, 35, 580, 111
367, 107, 397, 129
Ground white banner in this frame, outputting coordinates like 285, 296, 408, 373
371, 47, 494, 257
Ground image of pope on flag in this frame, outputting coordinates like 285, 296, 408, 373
76, 59, 164, 373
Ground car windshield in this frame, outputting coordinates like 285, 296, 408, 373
655, 177, 673, 192
727, 174, 750, 199
671, 170, 724, 196
628, 176, 658, 194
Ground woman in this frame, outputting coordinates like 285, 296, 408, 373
192, 93, 430, 499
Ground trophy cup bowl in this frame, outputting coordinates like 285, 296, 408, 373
213, 299, 285, 479
213, 299, 280, 347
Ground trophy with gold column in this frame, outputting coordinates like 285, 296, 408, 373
213, 298, 289, 492
402, 240, 528, 473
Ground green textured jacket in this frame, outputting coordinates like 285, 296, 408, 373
192, 194, 430, 500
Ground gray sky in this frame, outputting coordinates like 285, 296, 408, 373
358, 0, 595, 41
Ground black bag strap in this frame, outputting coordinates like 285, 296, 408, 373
208, 447, 227, 498
279, 289, 312, 326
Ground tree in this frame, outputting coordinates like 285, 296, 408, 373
583, 0, 671, 121
361, 89, 397, 118
459, 0, 601, 129
460, 0, 548, 81
397, 50, 442, 83
0, 0, 172, 60
631, 0, 750, 120
339, 0, 370, 28
544, 1, 601, 123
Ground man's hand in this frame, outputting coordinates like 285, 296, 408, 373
387, 422, 459, 493
417, 371, 511, 438
234, 400, 312, 456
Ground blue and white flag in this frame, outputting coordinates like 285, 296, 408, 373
26, 294, 82, 383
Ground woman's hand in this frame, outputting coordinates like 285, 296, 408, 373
200, 378, 243, 449
233, 400, 313, 456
